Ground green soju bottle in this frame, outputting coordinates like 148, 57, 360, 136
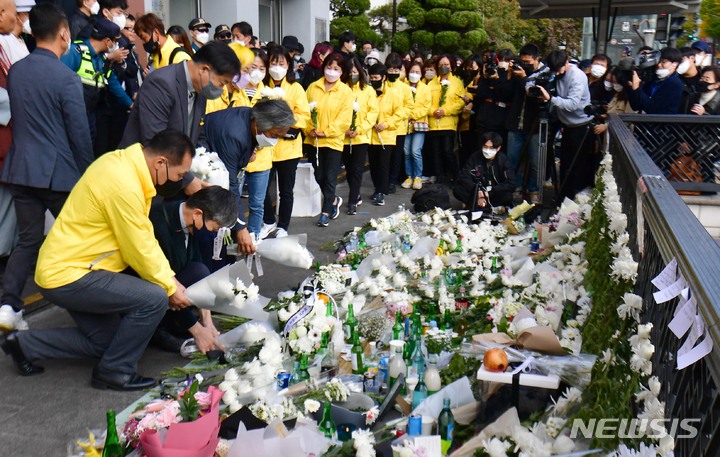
318, 401, 337, 440
102, 410, 123, 457
351, 329, 365, 374
393, 311, 404, 340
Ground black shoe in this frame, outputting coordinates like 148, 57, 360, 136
91, 367, 157, 391
1, 330, 44, 376
375, 193, 385, 206
347, 203, 357, 215
150, 326, 184, 353
370, 192, 380, 200
387, 184, 396, 194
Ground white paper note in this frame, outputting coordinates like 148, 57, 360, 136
668, 296, 697, 338
652, 258, 677, 289
414, 435, 442, 457
678, 315, 705, 357
677, 328, 714, 370
673, 289, 689, 316
653, 277, 687, 304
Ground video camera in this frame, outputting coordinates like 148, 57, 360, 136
526, 67, 556, 99
584, 102, 608, 125
615, 51, 660, 87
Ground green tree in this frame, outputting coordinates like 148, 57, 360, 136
368, 4, 394, 50
330, 0, 383, 50
700, 0, 720, 38
394, 0, 488, 56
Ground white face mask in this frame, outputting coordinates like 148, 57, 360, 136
613, 83, 624, 92
590, 64, 606, 78
196, 32, 209, 44
256, 133, 278, 148
349, 43, 356, 53
233, 38, 245, 46
22, 19, 31, 35
249, 69, 265, 85
112, 14, 126, 30
408, 72, 421, 83
107, 41, 119, 54
482, 147, 498, 160
424, 71, 435, 80
701, 55, 712, 67
656, 68, 671, 80
677, 60, 690, 75
324, 68, 341, 83
89, 1, 100, 15
269, 65, 287, 81
604, 80, 613, 91
63, 30, 72, 56
498, 61, 509, 70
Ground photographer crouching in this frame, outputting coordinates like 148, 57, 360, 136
453, 132, 515, 212
534, 50, 596, 202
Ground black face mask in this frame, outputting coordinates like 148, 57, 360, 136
466, 69, 478, 79
387, 73, 400, 83
370, 79, 383, 90
155, 161, 184, 197
143, 39, 159, 55
555, 70, 566, 80
698, 81, 713, 93
521, 64, 535, 75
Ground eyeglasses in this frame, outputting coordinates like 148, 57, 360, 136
123, 27, 133, 31
196, 28, 209, 33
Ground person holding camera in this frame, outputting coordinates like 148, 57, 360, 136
453, 131, 515, 211
626, 47, 683, 114
535, 50, 596, 202
505, 44, 545, 204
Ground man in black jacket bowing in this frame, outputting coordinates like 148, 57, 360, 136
149, 185, 237, 353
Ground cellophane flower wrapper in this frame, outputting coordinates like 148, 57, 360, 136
139, 387, 223, 457
190, 148, 230, 190
184, 261, 271, 321
255, 234, 314, 269
227, 419, 332, 457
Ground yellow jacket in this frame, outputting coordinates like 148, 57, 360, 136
428, 75, 466, 131
391, 80, 414, 136
370, 81, 406, 147
153, 35, 191, 70
206, 84, 252, 113
35, 144, 176, 295
408, 81, 432, 124
269, 78, 311, 162
304, 79, 354, 152
344, 83, 379, 146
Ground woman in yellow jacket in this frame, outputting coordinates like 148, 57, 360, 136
304, 53, 353, 227
260, 46, 311, 238
341, 56, 379, 215
402, 61, 432, 190
385, 53, 414, 193
205, 42, 254, 113
367, 63, 407, 206
427, 54, 466, 183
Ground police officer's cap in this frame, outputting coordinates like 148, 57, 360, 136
189, 18, 211, 31
92, 18, 121, 41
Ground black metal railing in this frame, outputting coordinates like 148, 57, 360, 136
619, 114, 720, 194
609, 114, 720, 457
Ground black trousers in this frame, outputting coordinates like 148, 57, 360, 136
368, 144, 391, 195
263, 158, 300, 230
94, 102, 128, 157
559, 122, 597, 201
342, 143, 368, 205
307, 145, 343, 214
389, 134, 406, 185
2, 185, 68, 311
428, 130, 457, 182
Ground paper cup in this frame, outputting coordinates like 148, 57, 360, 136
421, 415, 434, 435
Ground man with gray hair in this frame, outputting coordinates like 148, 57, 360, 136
203, 98, 296, 256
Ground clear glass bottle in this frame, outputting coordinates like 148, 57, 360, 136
424, 356, 442, 394
438, 398, 455, 455
388, 340, 406, 391
411, 334, 425, 378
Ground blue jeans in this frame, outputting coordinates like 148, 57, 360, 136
240, 169, 271, 235
506, 130, 539, 193
404, 132, 425, 179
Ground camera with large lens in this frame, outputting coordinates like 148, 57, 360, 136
615, 51, 659, 88
584, 102, 608, 125
484, 64, 499, 79
527, 71, 556, 98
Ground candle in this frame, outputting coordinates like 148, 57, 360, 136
337, 423, 357, 442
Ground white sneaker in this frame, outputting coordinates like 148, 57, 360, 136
428, 176, 437, 184
275, 228, 288, 238
258, 222, 277, 240
0, 304, 23, 331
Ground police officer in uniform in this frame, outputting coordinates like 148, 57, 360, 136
61, 17, 132, 153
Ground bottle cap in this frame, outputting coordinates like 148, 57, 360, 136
389, 339, 406, 350
430, 320, 437, 327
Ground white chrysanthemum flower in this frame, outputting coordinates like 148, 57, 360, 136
552, 435, 576, 454
304, 399, 320, 414
482, 437, 512, 457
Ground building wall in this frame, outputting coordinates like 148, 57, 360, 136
283, 0, 329, 57
200, 0, 259, 34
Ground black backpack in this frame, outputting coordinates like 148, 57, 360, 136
411, 183, 451, 212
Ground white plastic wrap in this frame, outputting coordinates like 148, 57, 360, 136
255, 234, 314, 269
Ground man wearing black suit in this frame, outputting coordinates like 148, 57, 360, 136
0, 3, 92, 318
149, 186, 237, 353
120, 40, 238, 194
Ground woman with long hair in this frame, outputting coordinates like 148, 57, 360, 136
167, 25, 194, 55
259, 46, 311, 238
341, 56, 379, 215
301, 42, 333, 89
402, 61, 431, 190
304, 53, 353, 227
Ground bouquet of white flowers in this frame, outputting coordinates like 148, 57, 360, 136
191, 147, 230, 189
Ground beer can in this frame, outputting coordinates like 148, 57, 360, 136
363, 371, 376, 392
276, 370, 291, 390
408, 414, 422, 436
530, 240, 540, 252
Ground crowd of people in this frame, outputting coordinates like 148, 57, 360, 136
0, 0, 717, 389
